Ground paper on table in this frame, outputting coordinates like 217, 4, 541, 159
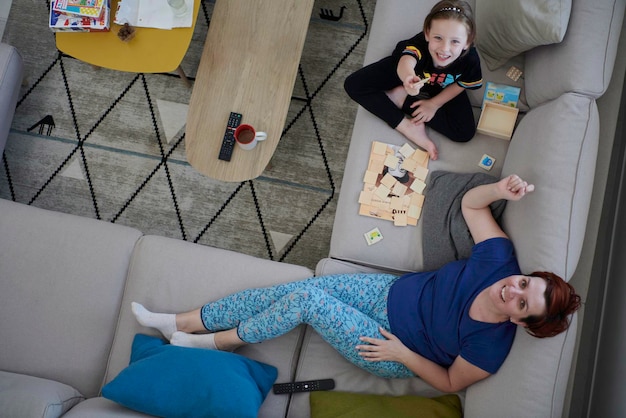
115, 0, 193, 29
114, 0, 139, 24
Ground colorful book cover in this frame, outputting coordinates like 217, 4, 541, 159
358, 141, 429, 227
53, 0, 105, 18
482, 82, 521, 108
50, 0, 110, 32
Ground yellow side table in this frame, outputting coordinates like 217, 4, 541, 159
56, 0, 200, 77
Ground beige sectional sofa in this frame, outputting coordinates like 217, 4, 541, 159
0, 0, 624, 417
0, 199, 315, 418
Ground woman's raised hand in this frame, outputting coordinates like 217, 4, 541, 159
499, 174, 535, 201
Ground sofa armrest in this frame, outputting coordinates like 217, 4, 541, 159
0, 199, 144, 398
0, 42, 23, 153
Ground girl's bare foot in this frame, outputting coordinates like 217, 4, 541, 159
396, 118, 438, 160
386, 86, 407, 108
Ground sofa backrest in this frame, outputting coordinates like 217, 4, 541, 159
525, 0, 625, 107
0, 199, 143, 398
103, 235, 314, 418
501, 93, 599, 279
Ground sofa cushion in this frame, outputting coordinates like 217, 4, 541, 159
62, 397, 152, 417
102, 334, 277, 418
0, 371, 84, 418
501, 93, 598, 279
329, 113, 511, 273
103, 235, 314, 418
475, 0, 572, 71
330, 0, 528, 273
0, 199, 143, 398
287, 326, 461, 417
524, 0, 625, 106
464, 315, 577, 418
309, 391, 462, 418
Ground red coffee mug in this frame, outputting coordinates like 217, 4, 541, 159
234, 124, 267, 150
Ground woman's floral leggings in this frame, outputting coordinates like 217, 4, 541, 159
200, 273, 415, 378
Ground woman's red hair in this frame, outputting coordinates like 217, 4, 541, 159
521, 271, 581, 338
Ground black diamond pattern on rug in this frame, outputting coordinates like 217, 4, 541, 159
1, 0, 374, 270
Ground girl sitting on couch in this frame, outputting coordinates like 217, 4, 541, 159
344, 0, 483, 161
133, 174, 580, 393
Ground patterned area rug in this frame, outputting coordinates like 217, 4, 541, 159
1, 0, 375, 270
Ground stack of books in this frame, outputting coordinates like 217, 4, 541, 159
49, 0, 111, 32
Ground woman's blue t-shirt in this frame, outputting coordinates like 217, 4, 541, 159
387, 237, 520, 374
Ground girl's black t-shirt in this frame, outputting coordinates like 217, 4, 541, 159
392, 32, 483, 98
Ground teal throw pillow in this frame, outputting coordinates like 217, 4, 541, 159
102, 334, 277, 418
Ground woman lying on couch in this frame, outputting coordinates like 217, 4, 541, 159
133, 174, 581, 393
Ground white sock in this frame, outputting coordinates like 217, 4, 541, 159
170, 331, 217, 350
131, 302, 177, 340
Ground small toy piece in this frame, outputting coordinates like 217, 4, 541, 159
410, 179, 426, 193
383, 154, 400, 168
364, 227, 384, 246
506, 66, 523, 82
478, 154, 496, 171
393, 213, 408, 227
398, 143, 415, 158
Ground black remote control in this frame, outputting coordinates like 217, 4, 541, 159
218, 112, 242, 161
272, 379, 335, 394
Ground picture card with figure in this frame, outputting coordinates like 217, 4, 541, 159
358, 141, 429, 227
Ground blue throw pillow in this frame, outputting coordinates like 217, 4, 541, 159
102, 334, 278, 418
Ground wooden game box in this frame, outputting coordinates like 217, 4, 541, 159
476, 101, 519, 140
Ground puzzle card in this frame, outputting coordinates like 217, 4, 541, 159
358, 141, 429, 227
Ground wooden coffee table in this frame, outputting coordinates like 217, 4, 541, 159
55, 0, 200, 76
185, 0, 315, 182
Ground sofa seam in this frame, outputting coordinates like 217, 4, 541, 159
283, 324, 307, 418
0, 45, 16, 79
96, 233, 146, 396
599, 0, 620, 95
42, 395, 85, 417
564, 95, 595, 280
284, 326, 314, 418
324, 256, 411, 276
549, 312, 577, 418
